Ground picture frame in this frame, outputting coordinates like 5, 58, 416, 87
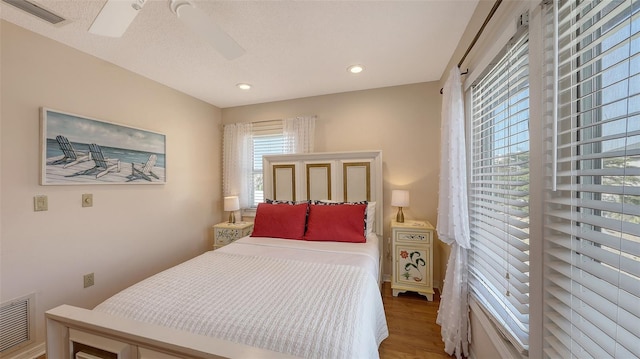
40, 108, 166, 185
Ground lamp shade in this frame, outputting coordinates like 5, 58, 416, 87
391, 190, 410, 207
223, 196, 240, 211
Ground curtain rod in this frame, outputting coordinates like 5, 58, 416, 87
440, 69, 468, 94
223, 116, 317, 127
458, 0, 503, 68
252, 115, 317, 124
440, 0, 503, 94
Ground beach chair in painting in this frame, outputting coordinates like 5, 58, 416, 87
66, 144, 120, 179
50, 135, 92, 168
88, 143, 121, 178
127, 154, 159, 182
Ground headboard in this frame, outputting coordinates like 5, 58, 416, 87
263, 150, 383, 240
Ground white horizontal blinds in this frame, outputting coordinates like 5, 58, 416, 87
252, 120, 285, 205
543, 0, 640, 358
469, 31, 530, 353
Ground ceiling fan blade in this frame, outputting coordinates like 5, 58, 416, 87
89, 0, 146, 38
173, 2, 245, 60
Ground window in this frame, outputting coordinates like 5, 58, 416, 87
543, 0, 640, 357
223, 116, 315, 209
251, 120, 285, 206
469, 30, 530, 353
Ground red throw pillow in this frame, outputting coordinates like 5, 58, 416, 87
251, 202, 308, 240
304, 204, 367, 243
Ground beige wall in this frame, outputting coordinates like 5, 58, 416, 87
0, 21, 222, 352
222, 83, 444, 282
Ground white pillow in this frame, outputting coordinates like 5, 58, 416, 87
366, 202, 376, 234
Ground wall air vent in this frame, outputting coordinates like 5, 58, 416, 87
0, 293, 35, 354
2, 0, 66, 24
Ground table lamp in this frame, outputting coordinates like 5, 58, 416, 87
391, 190, 410, 223
224, 196, 240, 224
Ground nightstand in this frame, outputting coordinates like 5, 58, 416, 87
391, 219, 435, 300
213, 222, 253, 250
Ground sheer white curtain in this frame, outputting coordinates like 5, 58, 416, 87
222, 122, 252, 208
436, 67, 471, 359
283, 115, 316, 153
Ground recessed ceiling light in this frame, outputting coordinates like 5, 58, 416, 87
347, 64, 364, 74
236, 83, 251, 90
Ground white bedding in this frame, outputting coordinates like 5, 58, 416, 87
219, 233, 381, 281
94, 236, 388, 358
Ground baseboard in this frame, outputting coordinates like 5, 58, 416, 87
382, 274, 391, 282
1, 343, 45, 359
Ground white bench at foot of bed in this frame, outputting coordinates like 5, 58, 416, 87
46, 305, 297, 359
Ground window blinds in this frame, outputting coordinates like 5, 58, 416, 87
543, 0, 640, 357
469, 32, 530, 353
251, 120, 285, 206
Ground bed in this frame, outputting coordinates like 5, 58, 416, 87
46, 151, 387, 359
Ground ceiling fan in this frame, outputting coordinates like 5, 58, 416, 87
89, 0, 245, 60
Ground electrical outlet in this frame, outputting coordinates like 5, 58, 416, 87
83, 273, 94, 288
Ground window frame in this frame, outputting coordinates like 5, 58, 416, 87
467, 28, 532, 354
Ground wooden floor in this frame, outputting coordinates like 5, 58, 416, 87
37, 282, 451, 359
379, 282, 453, 359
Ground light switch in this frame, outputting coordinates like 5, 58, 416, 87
34, 195, 48, 211
82, 193, 93, 207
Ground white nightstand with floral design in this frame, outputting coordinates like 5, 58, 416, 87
213, 222, 253, 250
391, 219, 435, 300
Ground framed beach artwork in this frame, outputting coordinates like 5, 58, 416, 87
40, 108, 166, 185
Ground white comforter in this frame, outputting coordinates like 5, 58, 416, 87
94, 236, 388, 358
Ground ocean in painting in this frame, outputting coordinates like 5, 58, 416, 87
46, 138, 166, 168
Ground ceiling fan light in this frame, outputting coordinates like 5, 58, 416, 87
169, 0, 189, 14
348, 64, 364, 74
236, 83, 251, 90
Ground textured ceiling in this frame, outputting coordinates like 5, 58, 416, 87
1, 0, 479, 108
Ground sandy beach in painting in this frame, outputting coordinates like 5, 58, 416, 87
44, 155, 165, 184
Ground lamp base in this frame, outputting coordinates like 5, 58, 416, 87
396, 207, 404, 223
228, 211, 236, 224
